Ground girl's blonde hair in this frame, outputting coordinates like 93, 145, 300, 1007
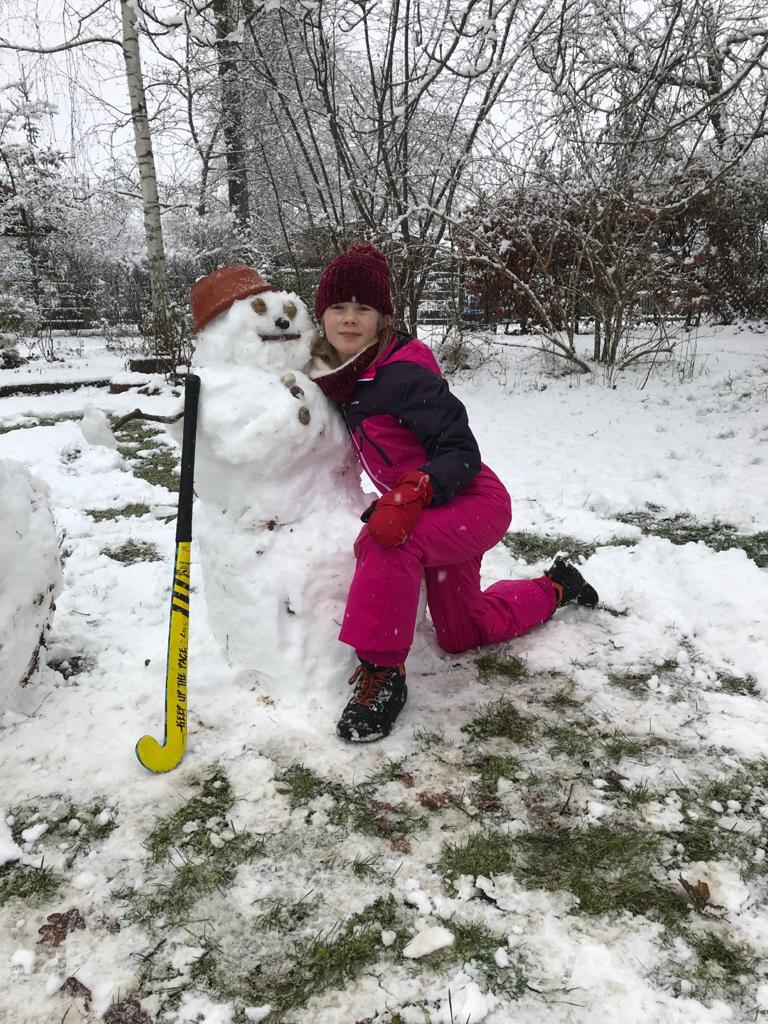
311, 315, 394, 371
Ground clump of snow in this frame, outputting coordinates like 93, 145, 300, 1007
9, 949, 34, 975
20, 822, 48, 844
403, 925, 454, 958
0, 812, 21, 866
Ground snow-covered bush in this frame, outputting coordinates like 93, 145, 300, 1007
0, 459, 61, 702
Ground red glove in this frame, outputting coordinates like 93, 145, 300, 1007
365, 470, 433, 547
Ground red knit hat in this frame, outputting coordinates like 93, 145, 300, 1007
314, 244, 393, 320
190, 263, 276, 334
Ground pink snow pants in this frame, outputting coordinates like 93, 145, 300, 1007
339, 465, 558, 665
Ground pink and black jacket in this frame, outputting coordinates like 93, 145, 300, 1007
314, 331, 482, 505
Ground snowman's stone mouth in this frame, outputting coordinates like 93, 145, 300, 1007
260, 333, 302, 341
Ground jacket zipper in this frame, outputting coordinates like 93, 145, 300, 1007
342, 410, 388, 490
358, 421, 393, 466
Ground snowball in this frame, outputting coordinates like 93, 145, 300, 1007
21, 823, 48, 844
45, 974, 63, 996
403, 926, 454, 958
403, 889, 433, 915
72, 871, 96, 891
244, 1009, 272, 1023
10, 949, 35, 975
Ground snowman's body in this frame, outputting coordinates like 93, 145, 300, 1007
189, 289, 364, 703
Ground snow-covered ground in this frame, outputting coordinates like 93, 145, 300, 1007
1, 326, 767, 1024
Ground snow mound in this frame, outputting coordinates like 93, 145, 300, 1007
0, 458, 61, 703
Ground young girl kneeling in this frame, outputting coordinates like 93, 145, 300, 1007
312, 244, 598, 742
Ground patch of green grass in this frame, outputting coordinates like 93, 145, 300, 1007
467, 754, 521, 807
502, 531, 635, 564
616, 508, 768, 568
369, 759, 411, 785
599, 730, 648, 762
607, 670, 656, 696
541, 688, 581, 711
102, 539, 162, 564
439, 830, 515, 882
619, 781, 661, 810
278, 764, 339, 809
413, 728, 446, 751
351, 853, 380, 879
144, 766, 235, 861
543, 723, 593, 758
433, 918, 526, 997
86, 503, 152, 521
117, 421, 179, 491
674, 762, 768, 871
462, 697, 537, 743
512, 825, 687, 925
253, 893, 318, 933
606, 661, 679, 697
339, 793, 425, 842
245, 895, 403, 1016
278, 763, 426, 842
117, 768, 266, 928
502, 531, 598, 562
664, 928, 759, 1001
475, 653, 528, 683
8, 796, 117, 868
133, 836, 265, 926
0, 414, 80, 434
684, 931, 757, 992
0, 862, 61, 907
716, 672, 759, 697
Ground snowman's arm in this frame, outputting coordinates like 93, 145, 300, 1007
113, 408, 184, 430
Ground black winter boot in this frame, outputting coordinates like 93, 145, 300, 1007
337, 660, 407, 742
545, 556, 599, 607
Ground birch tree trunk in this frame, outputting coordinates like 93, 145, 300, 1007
212, 0, 251, 231
120, 0, 172, 351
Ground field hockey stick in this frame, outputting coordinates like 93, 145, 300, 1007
135, 373, 200, 773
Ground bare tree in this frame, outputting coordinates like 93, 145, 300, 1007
119, 0, 173, 349
0, 1, 177, 352
238, 0, 559, 330
452, 0, 768, 369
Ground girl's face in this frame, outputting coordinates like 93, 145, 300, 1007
322, 302, 382, 360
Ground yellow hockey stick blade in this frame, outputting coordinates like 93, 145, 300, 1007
135, 730, 185, 774
136, 542, 190, 773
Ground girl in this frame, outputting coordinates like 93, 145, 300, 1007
311, 244, 598, 742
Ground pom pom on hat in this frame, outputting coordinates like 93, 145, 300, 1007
314, 244, 393, 320
190, 263, 276, 334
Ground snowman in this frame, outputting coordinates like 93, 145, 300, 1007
185, 265, 366, 703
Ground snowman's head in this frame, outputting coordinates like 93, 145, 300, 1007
228, 290, 315, 371
191, 264, 315, 372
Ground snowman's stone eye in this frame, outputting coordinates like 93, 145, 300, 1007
283, 301, 297, 319
251, 297, 267, 314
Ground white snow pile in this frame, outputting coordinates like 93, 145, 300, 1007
0, 458, 61, 704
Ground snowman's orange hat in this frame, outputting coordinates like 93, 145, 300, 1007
191, 263, 276, 335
